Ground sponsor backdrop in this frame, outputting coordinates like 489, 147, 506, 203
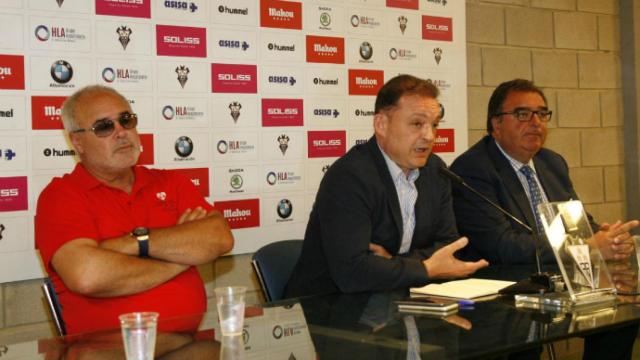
0, 0, 466, 282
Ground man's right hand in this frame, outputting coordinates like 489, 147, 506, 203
423, 237, 489, 279
177, 207, 208, 225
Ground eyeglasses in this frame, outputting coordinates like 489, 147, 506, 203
71, 113, 138, 137
495, 108, 552, 123
438, 102, 445, 120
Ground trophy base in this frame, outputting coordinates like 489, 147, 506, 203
515, 289, 617, 313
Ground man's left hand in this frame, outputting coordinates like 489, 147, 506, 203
594, 220, 639, 260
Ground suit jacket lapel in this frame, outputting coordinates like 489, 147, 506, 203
367, 138, 403, 249
487, 139, 537, 229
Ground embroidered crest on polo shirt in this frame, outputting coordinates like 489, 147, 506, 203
156, 192, 167, 201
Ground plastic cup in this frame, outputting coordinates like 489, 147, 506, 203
119, 312, 158, 360
215, 286, 246, 336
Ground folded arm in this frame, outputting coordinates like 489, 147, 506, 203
98, 207, 234, 265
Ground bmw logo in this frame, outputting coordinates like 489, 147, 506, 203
101, 67, 116, 83
277, 199, 292, 219
217, 140, 228, 154
360, 42, 373, 60
266, 171, 277, 185
35, 25, 50, 41
174, 136, 193, 157
50, 60, 73, 84
162, 105, 175, 120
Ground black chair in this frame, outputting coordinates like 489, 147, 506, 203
42, 278, 66, 336
251, 239, 303, 302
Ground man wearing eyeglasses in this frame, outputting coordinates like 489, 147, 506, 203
451, 78, 637, 265
35, 85, 234, 335
451, 78, 640, 360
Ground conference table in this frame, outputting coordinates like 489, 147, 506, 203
3, 265, 640, 359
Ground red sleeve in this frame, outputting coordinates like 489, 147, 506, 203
35, 179, 99, 268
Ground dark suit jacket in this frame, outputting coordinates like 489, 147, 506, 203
285, 137, 459, 297
450, 135, 596, 264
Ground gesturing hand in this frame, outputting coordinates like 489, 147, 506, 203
423, 237, 489, 279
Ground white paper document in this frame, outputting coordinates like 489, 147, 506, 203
410, 278, 516, 300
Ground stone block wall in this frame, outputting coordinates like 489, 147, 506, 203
466, 0, 625, 223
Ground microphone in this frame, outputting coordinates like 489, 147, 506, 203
439, 166, 552, 294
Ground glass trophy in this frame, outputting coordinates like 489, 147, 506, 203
515, 200, 617, 311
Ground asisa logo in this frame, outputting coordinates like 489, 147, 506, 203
164, 1, 198, 12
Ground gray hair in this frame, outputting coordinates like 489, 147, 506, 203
61, 85, 128, 132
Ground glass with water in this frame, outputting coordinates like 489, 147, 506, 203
119, 312, 158, 360
215, 286, 247, 336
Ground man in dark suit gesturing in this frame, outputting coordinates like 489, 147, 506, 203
286, 75, 488, 297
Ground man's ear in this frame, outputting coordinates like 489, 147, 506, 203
490, 116, 501, 134
373, 112, 388, 138
69, 133, 84, 154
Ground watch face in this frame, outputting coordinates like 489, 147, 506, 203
133, 227, 149, 236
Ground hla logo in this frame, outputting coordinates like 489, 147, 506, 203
0, 149, 16, 161
164, 1, 198, 12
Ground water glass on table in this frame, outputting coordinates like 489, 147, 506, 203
119, 312, 158, 360
215, 286, 247, 336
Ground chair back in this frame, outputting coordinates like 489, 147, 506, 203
42, 278, 67, 336
251, 239, 303, 302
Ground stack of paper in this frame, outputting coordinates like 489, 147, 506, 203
410, 278, 515, 300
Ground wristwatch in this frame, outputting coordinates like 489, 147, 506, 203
131, 227, 150, 258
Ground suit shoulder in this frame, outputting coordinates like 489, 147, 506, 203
450, 137, 492, 172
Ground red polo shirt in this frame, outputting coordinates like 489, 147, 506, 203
36, 164, 212, 335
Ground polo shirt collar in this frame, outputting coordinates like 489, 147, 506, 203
69, 163, 152, 192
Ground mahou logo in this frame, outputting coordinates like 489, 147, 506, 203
212, 63, 258, 94
136, 133, 154, 165
0, 55, 25, 90
0, 176, 28, 212
214, 198, 260, 229
348, 69, 384, 96
168, 167, 210, 197
306, 35, 344, 64
432, 128, 454, 153
308, 130, 346, 158
156, 25, 207, 57
422, 16, 453, 42
260, 0, 302, 30
31, 96, 66, 130
386, 0, 419, 9
95, 0, 151, 18
262, 98, 304, 127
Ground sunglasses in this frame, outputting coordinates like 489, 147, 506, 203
71, 113, 138, 137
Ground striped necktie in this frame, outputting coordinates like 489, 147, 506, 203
519, 165, 545, 232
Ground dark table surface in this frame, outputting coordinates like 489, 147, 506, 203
5, 264, 640, 359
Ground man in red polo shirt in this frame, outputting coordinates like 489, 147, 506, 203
35, 85, 234, 335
